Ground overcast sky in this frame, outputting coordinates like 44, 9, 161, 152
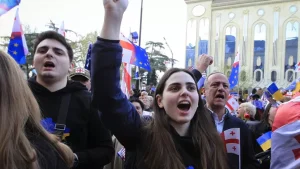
0, 0, 187, 68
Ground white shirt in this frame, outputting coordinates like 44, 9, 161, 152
207, 108, 228, 133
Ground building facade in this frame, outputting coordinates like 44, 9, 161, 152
185, 0, 300, 89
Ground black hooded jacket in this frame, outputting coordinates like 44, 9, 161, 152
28, 77, 114, 169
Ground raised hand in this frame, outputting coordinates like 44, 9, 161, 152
196, 54, 213, 73
103, 0, 128, 17
100, 0, 129, 40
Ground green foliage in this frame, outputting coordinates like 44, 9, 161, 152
145, 41, 171, 85
72, 31, 98, 67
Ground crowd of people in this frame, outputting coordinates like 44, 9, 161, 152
0, 0, 299, 169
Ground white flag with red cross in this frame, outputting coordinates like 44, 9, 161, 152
120, 33, 136, 64
221, 128, 241, 169
121, 63, 131, 99
271, 120, 300, 169
225, 95, 239, 112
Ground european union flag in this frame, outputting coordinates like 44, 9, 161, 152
228, 65, 239, 89
257, 131, 272, 151
84, 43, 92, 71
0, 0, 20, 16
7, 8, 28, 64
228, 52, 239, 89
133, 44, 151, 71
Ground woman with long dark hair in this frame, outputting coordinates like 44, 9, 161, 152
0, 50, 74, 169
91, 0, 228, 168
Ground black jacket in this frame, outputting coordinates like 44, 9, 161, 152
222, 113, 260, 169
192, 69, 259, 169
28, 77, 114, 169
91, 39, 206, 169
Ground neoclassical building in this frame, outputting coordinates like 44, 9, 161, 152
185, 0, 300, 89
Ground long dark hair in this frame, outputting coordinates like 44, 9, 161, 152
261, 103, 272, 128
142, 68, 228, 169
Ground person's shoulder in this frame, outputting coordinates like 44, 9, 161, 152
226, 114, 248, 128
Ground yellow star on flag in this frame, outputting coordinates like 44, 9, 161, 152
13, 51, 17, 55
14, 43, 19, 47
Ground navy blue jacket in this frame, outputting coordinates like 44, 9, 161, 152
91, 39, 207, 169
192, 69, 258, 169
222, 113, 259, 169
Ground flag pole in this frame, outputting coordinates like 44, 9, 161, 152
136, 0, 144, 91
138, 0, 143, 47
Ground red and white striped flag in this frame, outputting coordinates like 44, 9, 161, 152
225, 95, 239, 112
121, 63, 131, 99
58, 21, 65, 37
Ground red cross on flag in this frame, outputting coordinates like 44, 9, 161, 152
121, 63, 131, 99
75, 68, 85, 73
271, 95, 300, 169
120, 33, 135, 64
225, 95, 239, 112
221, 128, 241, 169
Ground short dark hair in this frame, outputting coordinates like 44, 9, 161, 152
129, 98, 145, 111
204, 71, 226, 88
33, 31, 73, 62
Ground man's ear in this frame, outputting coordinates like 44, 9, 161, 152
156, 94, 164, 108
69, 62, 74, 72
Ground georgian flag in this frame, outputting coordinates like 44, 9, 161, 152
221, 128, 241, 169
120, 33, 151, 71
225, 95, 239, 112
120, 33, 135, 64
271, 95, 300, 169
271, 121, 300, 169
121, 63, 131, 99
